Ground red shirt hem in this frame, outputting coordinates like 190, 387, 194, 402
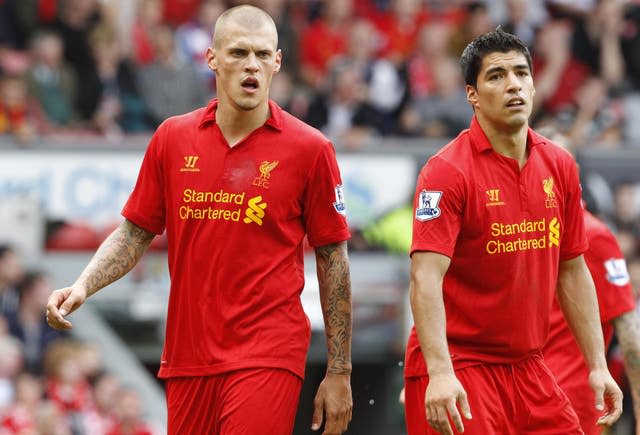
157, 358, 305, 380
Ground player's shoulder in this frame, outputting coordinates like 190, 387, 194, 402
422, 129, 472, 175
584, 211, 616, 243
530, 130, 575, 162
278, 107, 333, 150
159, 106, 207, 133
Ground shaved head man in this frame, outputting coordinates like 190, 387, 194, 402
47, 5, 353, 435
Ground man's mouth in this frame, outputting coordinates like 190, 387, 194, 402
241, 77, 259, 91
506, 97, 525, 107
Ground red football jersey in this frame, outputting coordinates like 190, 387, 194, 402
405, 116, 587, 376
544, 211, 635, 435
123, 100, 350, 379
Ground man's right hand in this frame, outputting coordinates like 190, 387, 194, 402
425, 373, 472, 434
46, 286, 87, 330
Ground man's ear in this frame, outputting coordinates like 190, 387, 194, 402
274, 49, 282, 73
206, 47, 217, 73
466, 84, 478, 109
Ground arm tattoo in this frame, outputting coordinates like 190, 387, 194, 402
613, 311, 640, 414
76, 220, 155, 297
315, 241, 352, 375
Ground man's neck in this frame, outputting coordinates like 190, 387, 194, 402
477, 116, 529, 168
215, 101, 270, 147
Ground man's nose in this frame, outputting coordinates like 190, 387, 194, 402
506, 71, 522, 92
245, 53, 259, 72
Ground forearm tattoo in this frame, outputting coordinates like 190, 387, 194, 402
614, 311, 640, 411
315, 241, 353, 374
77, 220, 155, 297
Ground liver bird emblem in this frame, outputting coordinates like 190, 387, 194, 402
543, 177, 554, 199
259, 160, 279, 179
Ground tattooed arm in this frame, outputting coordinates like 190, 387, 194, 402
613, 310, 640, 429
46, 219, 155, 330
311, 241, 353, 435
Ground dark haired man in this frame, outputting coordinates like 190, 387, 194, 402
404, 28, 622, 434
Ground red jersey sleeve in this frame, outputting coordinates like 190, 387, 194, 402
121, 125, 166, 235
411, 157, 464, 258
585, 232, 635, 324
303, 141, 351, 247
559, 159, 587, 261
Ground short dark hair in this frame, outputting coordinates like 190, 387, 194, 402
460, 27, 532, 88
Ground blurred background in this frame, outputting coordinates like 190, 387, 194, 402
0, 0, 639, 434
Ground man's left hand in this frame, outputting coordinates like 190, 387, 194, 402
311, 372, 352, 434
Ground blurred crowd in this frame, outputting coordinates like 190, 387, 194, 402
0, 0, 639, 150
0, 245, 161, 435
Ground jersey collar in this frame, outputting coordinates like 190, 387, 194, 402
469, 115, 545, 153
198, 99, 283, 131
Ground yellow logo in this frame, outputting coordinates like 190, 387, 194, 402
252, 160, 279, 188
548, 217, 560, 247
543, 177, 558, 208
244, 195, 267, 225
486, 189, 504, 206
181, 155, 200, 172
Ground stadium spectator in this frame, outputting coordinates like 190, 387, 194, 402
34, 400, 73, 435
106, 386, 158, 435
0, 335, 23, 413
449, 1, 494, 57
25, 31, 78, 128
175, 0, 224, 93
43, 340, 94, 416
0, 73, 39, 143
83, 372, 120, 434
130, 0, 162, 66
0, 245, 23, 317
531, 19, 591, 117
50, 0, 103, 121
137, 24, 208, 127
405, 22, 455, 100
305, 61, 383, 149
401, 57, 472, 138
372, 0, 428, 65
332, 18, 407, 135
87, 24, 150, 134
298, 0, 353, 87
0, 372, 43, 434
7, 271, 67, 374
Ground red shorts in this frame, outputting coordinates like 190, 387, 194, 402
165, 368, 302, 435
405, 355, 582, 434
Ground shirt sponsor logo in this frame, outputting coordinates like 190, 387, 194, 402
486, 216, 560, 254
252, 160, 279, 188
604, 258, 630, 286
333, 184, 347, 216
486, 188, 504, 206
543, 177, 558, 208
416, 190, 442, 221
243, 195, 267, 225
179, 188, 268, 225
181, 155, 200, 172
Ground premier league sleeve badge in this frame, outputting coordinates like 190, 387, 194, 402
415, 190, 442, 221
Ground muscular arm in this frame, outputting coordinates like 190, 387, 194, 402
46, 219, 155, 330
75, 219, 155, 297
557, 254, 623, 425
613, 311, 640, 421
315, 241, 352, 374
410, 251, 470, 435
311, 241, 353, 434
